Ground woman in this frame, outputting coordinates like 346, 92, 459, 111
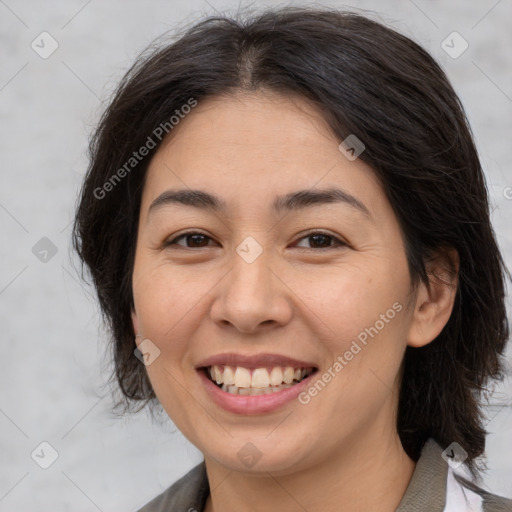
73, 7, 512, 511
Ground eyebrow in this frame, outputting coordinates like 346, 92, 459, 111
148, 187, 371, 217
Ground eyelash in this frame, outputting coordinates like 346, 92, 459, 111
164, 230, 347, 251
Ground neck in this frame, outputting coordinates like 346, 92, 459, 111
203, 429, 415, 512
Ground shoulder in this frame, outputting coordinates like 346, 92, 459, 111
136, 461, 209, 512
397, 438, 512, 512
449, 471, 512, 512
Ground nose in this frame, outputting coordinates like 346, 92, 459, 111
209, 247, 293, 334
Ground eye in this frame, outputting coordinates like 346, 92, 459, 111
293, 231, 347, 250
165, 231, 217, 248
165, 230, 346, 250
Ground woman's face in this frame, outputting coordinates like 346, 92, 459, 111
131, 91, 420, 474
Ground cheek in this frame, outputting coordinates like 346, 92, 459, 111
132, 261, 205, 417
300, 266, 410, 409
132, 257, 208, 338
300, 263, 403, 339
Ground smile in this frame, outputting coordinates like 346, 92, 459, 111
205, 365, 315, 396
196, 353, 319, 414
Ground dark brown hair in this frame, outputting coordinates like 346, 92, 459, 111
73, 7, 510, 473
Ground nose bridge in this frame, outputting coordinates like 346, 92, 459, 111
228, 235, 274, 304
210, 234, 292, 332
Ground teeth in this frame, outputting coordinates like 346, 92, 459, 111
223, 366, 235, 386
213, 365, 223, 384
251, 368, 270, 388
283, 366, 294, 384
219, 382, 297, 396
234, 367, 252, 388
207, 364, 314, 391
269, 367, 283, 386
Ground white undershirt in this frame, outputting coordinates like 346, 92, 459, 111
444, 466, 484, 512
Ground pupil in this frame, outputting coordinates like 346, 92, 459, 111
188, 234, 207, 247
310, 234, 330, 248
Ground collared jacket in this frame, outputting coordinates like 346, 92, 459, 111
137, 439, 512, 511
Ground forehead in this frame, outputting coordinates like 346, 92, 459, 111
141, 91, 383, 216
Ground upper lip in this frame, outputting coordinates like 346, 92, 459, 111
196, 353, 317, 370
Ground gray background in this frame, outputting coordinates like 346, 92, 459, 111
1, 0, 511, 510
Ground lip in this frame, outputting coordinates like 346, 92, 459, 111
196, 352, 317, 370
197, 367, 318, 415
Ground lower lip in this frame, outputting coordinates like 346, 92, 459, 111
197, 369, 317, 415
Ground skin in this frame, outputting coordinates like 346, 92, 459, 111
131, 90, 458, 512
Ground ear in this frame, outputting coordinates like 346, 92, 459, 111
407, 247, 459, 348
